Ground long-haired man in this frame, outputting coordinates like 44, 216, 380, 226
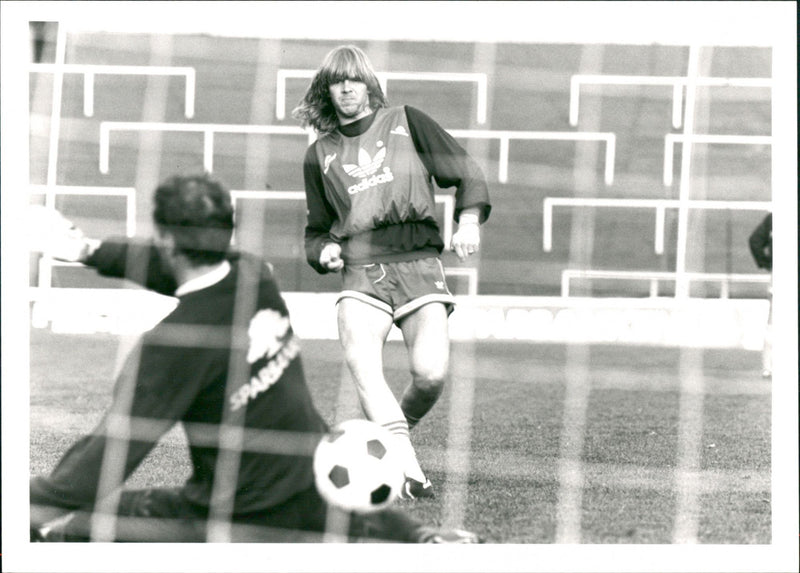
294, 45, 491, 498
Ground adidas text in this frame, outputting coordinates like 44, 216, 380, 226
347, 166, 394, 195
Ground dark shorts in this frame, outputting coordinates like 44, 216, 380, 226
338, 257, 455, 323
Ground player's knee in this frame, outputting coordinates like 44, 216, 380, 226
410, 370, 445, 396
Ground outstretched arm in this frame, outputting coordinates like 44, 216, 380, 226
30, 206, 179, 295
86, 238, 178, 295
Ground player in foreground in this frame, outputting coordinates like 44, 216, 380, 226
293, 45, 491, 499
29, 174, 480, 543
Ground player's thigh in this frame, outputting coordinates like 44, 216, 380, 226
398, 302, 450, 379
115, 487, 196, 515
337, 296, 394, 354
113, 488, 206, 542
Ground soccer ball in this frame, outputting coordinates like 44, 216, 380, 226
313, 419, 405, 513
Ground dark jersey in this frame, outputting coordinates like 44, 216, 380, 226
303, 105, 491, 273
30, 239, 328, 516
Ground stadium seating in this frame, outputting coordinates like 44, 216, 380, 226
28, 32, 772, 300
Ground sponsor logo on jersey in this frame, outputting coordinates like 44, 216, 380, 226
246, 309, 291, 364
343, 146, 395, 195
229, 310, 299, 411
343, 147, 386, 178
390, 125, 409, 137
346, 167, 394, 195
323, 153, 337, 174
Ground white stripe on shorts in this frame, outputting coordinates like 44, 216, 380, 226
394, 293, 456, 322
336, 290, 393, 315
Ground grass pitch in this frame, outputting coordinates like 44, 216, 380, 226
29, 327, 771, 544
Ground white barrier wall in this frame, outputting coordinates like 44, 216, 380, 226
29, 289, 769, 350
445, 295, 769, 350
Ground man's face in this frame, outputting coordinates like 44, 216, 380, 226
329, 78, 371, 125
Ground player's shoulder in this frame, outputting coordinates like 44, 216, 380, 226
402, 105, 447, 138
403, 104, 437, 124
309, 130, 343, 155
235, 252, 283, 290
304, 139, 320, 155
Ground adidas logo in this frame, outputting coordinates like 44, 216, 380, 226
343, 147, 387, 178
390, 125, 409, 137
434, 281, 444, 290
323, 153, 337, 174
343, 146, 395, 195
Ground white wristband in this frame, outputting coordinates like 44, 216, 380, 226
459, 213, 480, 226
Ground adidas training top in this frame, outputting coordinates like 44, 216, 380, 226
303, 105, 491, 272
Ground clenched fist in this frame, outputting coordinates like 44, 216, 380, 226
450, 221, 480, 262
319, 242, 344, 272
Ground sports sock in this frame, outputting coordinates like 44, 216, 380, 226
399, 383, 443, 430
381, 420, 426, 482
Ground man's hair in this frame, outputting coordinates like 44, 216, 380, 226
292, 45, 388, 135
152, 174, 234, 265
